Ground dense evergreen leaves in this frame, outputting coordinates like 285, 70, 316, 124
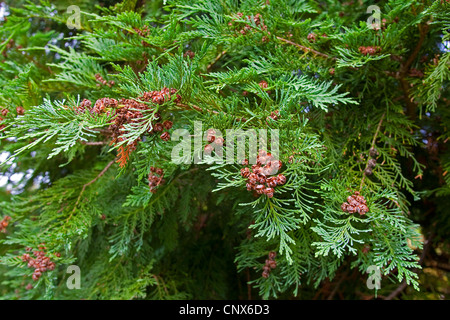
0, 0, 449, 300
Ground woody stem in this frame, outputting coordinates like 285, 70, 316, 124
360, 112, 385, 191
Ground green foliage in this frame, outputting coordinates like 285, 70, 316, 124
0, 0, 449, 300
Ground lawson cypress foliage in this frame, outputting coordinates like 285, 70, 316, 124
0, 0, 449, 300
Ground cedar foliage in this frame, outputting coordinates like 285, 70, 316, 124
0, 0, 449, 300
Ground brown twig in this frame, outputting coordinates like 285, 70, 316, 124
360, 112, 385, 191
425, 260, 450, 271
153, 274, 170, 296
384, 281, 408, 300
71, 160, 115, 215
327, 270, 348, 300
399, 77, 417, 119
370, 113, 386, 147
207, 50, 227, 71
275, 36, 334, 60
400, 24, 429, 75
176, 102, 210, 114
90, 128, 112, 135
397, 23, 429, 120
80, 141, 107, 145
238, 17, 333, 60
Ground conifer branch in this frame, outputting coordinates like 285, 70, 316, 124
242, 17, 332, 60
175, 102, 209, 113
